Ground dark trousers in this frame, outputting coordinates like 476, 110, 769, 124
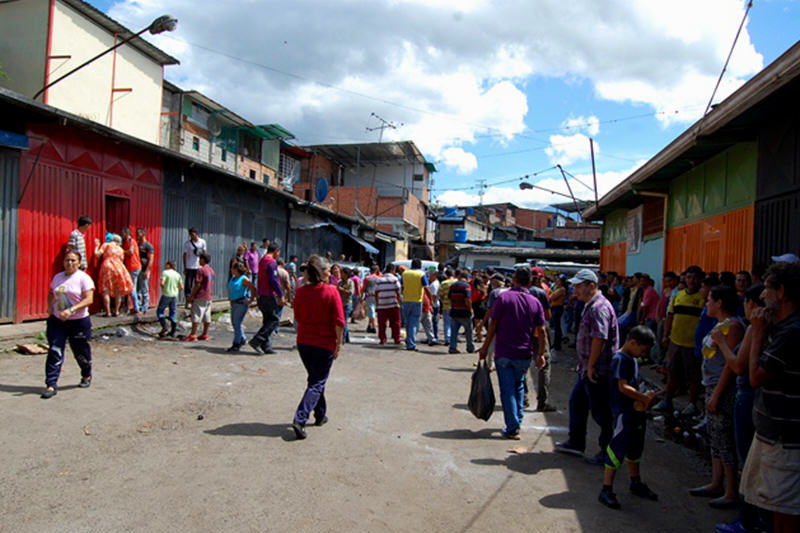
252, 294, 281, 350
377, 307, 401, 343
184, 268, 198, 299
551, 305, 564, 349
293, 344, 335, 426
568, 373, 613, 453
45, 316, 92, 388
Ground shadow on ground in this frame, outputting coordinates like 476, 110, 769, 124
0, 383, 80, 396
422, 428, 504, 440
204, 422, 295, 441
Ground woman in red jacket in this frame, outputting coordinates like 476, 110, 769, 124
291, 255, 345, 440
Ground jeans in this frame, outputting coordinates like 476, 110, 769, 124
551, 305, 564, 349
128, 269, 141, 311
495, 357, 532, 434
343, 304, 353, 342
420, 312, 435, 343
185, 268, 198, 300
527, 350, 551, 407
156, 295, 177, 323
252, 294, 281, 351
442, 309, 452, 344
293, 343, 335, 426
377, 307, 401, 343
449, 315, 474, 352
402, 301, 422, 349
137, 271, 150, 311
45, 316, 92, 388
567, 373, 613, 453
230, 301, 249, 346
432, 304, 440, 341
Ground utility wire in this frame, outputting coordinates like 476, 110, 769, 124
704, 0, 754, 116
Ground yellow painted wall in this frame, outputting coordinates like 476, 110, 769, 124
0, 0, 49, 97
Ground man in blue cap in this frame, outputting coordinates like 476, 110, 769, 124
556, 268, 619, 465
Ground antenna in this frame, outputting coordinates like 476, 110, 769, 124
366, 112, 403, 142
477, 179, 487, 206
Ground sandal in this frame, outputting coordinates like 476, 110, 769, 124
689, 486, 724, 498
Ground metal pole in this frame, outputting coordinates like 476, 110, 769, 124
590, 138, 599, 209
557, 165, 581, 222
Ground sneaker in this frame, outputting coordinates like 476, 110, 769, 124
555, 441, 584, 456
653, 400, 673, 412
680, 403, 699, 417
248, 340, 264, 354
715, 519, 749, 533
225, 345, 240, 353
262, 348, 276, 355
314, 416, 328, 427
184, 335, 198, 342
78, 378, 91, 388
630, 481, 658, 501
598, 490, 621, 510
197, 334, 210, 341
692, 420, 707, 432
40, 388, 57, 399
448, 349, 460, 354
291, 421, 307, 440
536, 403, 557, 412
585, 450, 606, 466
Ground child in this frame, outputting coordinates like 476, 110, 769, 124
599, 325, 659, 510
157, 260, 183, 337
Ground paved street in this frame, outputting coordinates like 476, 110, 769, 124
0, 312, 734, 532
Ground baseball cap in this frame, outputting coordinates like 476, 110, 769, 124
530, 266, 544, 277
567, 269, 598, 285
490, 273, 504, 282
771, 253, 800, 264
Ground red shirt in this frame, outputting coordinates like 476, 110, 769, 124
194, 265, 215, 301
294, 282, 346, 352
123, 238, 142, 272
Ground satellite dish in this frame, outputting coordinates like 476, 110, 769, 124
208, 115, 222, 137
315, 178, 329, 203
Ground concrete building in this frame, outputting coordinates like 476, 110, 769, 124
0, 0, 179, 144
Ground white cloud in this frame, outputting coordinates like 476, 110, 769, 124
440, 147, 478, 175
562, 115, 600, 136
108, 0, 763, 164
545, 133, 597, 166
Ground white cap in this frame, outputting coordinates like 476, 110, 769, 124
567, 268, 598, 285
771, 253, 800, 264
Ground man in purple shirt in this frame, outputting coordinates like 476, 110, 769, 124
244, 242, 260, 284
478, 268, 546, 440
556, 269, 619, 464
248, 243, 284, 355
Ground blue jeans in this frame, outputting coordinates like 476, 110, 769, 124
449, 316, 474, 352
402, 302, 422, 349
128, 269, 141, 311
551, 305, 564, 348
156, 295, 177, 323
137, 271, 150, 311
495, 357, 532, 434
293, 343, 335, 426
567, 373, 613, 453
442, 309, 452, 343
343, 304, 353, 342
432, 304, 440, 341
230, 301, 249, 345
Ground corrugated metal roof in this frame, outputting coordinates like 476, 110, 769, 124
61, 0, 180, 66
304, 141, 430, 168
258, 124, 295, 140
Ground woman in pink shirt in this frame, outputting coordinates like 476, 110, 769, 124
291, 255, 345, 440
41, 250, 96, 399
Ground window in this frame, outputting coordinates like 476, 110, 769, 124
413, 173, 424, 181
192, 137, 199, 151
263, 173, 269, 183
249, 169, 256, 180
221, 148, 227, 162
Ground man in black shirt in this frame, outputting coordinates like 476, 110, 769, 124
136, 228, 155, 312
448, 270, 474, 354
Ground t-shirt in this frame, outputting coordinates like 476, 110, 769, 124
160, 269, 182, 298
375, 273, 401, 309
550, 286, 566, 307
439, 279, 455, 310
429, 279, 440, 303
244, 250, 259, 274
138, 241, 154, 271
610, 350, 640, 416
486, 287, 508, 315
576, 291, 619, 377
528, 286, 551, 313
50, 270, 95, 319
278, 266, 292, 295
668, 289, 705, 348
490, 287, 546, 360
657, 288, 672, 320
67, 229, 88, 270
702, 317, 742, 387
294, 283, 346, 352
753, 312, 800, 448
364, 274, 379, 298
694, 307, 717, 358
183, 238, 207, 270
194, 264, 215, 301
448, 280, 471, 318
639, 286, 659, 322
402, 269, 429, 303
228, 275, 250, 301
350, 275, 361, 296
257, 255, 282, 298
123, 237, 142, 272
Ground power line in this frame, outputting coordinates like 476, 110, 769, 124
704, 0, 754, 117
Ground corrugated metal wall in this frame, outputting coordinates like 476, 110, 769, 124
600, 242, 626, 275
0, 148, 19, 322
754, 191, 800, 267
665, 206, 754, 274
16, 124, 162, 321
161, 162, 291, 300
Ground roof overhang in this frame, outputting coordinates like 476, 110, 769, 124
303, 141, 430, 169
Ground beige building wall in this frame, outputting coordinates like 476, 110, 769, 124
0, 0, 49, 98
45, 0, 163, 143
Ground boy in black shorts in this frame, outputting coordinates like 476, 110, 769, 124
599, 325, 659, 509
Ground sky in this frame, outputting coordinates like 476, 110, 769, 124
88, 0, 800, 212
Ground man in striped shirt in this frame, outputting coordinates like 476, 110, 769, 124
375, 263, 402, 345
67, 216, 92, 271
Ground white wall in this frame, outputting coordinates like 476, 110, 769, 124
343, 162, 428, 203
46, 0, 164, 143
0, 0, 49, 97
461, 254, 515, 269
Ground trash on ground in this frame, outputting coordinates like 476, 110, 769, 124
16, 343, 48, 355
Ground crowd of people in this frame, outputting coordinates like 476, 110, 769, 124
44, 214, 800, 532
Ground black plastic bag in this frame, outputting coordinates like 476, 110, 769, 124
468, 360, 495, 421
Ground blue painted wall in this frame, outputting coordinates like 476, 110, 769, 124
626, 237, 664, 292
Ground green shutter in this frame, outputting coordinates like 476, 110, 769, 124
726, 142, 757, 207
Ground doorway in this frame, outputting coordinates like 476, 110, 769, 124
105, 195, 130, 236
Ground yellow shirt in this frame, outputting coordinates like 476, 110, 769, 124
668, 289, 705, 348
439, 279, 455, 310
402, 269, 427, 303
550, 287, 566, 307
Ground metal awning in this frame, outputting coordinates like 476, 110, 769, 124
303, 141, 430, 169
330, 223, 379, 254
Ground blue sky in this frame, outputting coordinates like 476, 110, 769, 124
88, 0, 800, 210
